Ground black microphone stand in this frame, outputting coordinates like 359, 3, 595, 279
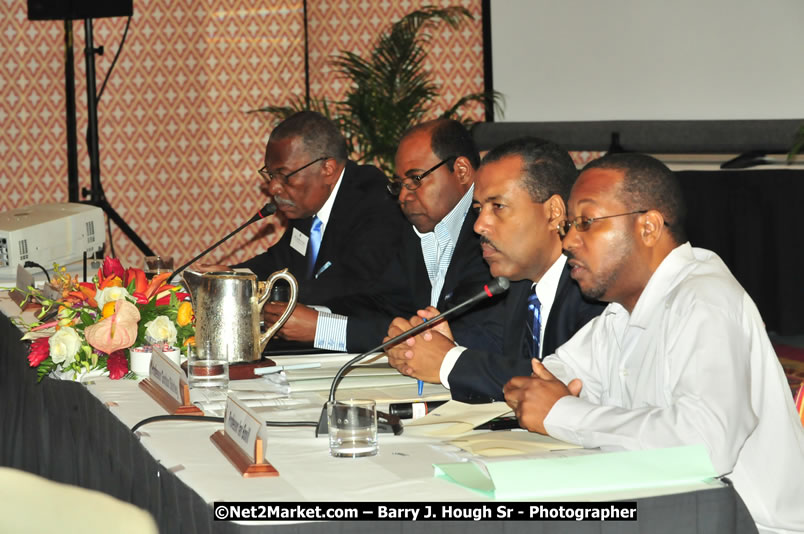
314, 277, 510, 436
77, 18, 154, 257
168, 203, 276, 282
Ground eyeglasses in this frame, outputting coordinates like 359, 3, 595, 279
557, 210, 648, 238
258, 156, 330, 186
387, 156, 457, 195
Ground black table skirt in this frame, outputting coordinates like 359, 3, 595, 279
0, 313, 757, 534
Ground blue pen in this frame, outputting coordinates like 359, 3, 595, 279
315, 260, 332, 279
417, 317, 428, 396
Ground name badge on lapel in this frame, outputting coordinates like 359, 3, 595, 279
290, 227, 309, 256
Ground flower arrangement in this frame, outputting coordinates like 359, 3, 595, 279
19, 257, 195, 382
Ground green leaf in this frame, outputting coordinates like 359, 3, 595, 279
36, 357, 55, 382
248, 5, 496, 176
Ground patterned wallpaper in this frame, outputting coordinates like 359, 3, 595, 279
0, 0, 485, 268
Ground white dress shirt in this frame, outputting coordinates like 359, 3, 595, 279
543, 243, 804, 534
311, 167, 344, 242
439, 254, 567, 388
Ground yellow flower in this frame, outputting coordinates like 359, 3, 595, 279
183, 336, 195, 347
177, 301, 193, 327
102, 301, 116, 319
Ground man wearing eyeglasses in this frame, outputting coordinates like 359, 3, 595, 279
230, 111, 405, 303
385, 138, 604, 402
264, 119, 500, 352
503, 153, 804, 534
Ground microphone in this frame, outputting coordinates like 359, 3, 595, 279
314, 276, 510, 436
168, 202, 276, 281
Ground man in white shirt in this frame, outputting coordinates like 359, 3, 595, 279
504, 153, 804, 533
386, 138, 603, 402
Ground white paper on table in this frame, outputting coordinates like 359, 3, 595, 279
402, 400, 513, 438
288, 373, 417, 393
449, 430, 582, 457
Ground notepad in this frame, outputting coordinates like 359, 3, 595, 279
449, 431, 581, 457
434, 444, 718, 499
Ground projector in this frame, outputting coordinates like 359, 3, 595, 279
0, 202, 105, 279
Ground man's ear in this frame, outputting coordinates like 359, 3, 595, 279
453, 156, 473, 185
639, 210, 666, 246
321, 157, 341, 185
545, 194, 566, 224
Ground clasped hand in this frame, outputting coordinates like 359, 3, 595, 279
503, 359, 583, 435
263, 302, 318, 342
383, 306, 455, 383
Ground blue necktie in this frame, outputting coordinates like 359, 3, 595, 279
527, 286, 542, 360
306, 216, 323, 279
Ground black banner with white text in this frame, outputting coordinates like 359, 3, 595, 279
213, 502, 638, 522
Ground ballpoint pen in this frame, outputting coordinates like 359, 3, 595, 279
417, 317, 428, 396
315, 261, 332, 279
254, 362, 322, 375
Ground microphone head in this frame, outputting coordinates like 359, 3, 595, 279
258, 203, 277, 218
486, 276, 510, 296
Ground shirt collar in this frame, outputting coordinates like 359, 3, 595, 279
608, 242, 694, 327
314, 166, 345, 233
532, 254, 566, 310
413, 184, 474, 244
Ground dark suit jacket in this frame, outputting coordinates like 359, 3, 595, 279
449, 264, 606, 402
327, 206, 505, 353
234, 161, 406, 304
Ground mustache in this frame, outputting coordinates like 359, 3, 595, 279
273, 196, 297, 208
563, 250, 575, 261
479, 235, 498, 250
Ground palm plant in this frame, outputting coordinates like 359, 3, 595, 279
789, 125, 804, 162
249, 6, 503, 175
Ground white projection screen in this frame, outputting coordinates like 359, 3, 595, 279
489, 0, 804, 122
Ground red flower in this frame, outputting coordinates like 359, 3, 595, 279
126, 268, 148, 295
107, 350, 129, 380
102, 257, 125, 281
28, 337, 50, 367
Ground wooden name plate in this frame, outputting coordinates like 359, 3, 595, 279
138, 346, 202, 416
211, 395, 278, 478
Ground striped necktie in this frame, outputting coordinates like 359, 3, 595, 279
306, 216, 323, 279
527, 286, 542, 360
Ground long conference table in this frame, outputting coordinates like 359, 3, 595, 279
0, 301, 759, 534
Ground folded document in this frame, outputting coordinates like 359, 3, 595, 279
434, 445, 718, 499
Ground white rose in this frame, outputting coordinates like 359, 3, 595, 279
95, 286, 133, 310
49, 326, 83, 367
144, 315, 177, 344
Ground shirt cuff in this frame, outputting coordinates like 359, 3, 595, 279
439, 345, 466, 390
543, 395, 590, 446
314, 311, 348, 352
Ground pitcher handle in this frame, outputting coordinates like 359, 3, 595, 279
257, 268, 299, 352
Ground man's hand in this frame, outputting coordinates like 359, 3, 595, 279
416, 306, 454, 342
263, 302, 318, 342
383, 311, 457, 383
503, 359, 583, 434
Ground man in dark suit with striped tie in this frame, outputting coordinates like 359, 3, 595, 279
386, 138, 605, 402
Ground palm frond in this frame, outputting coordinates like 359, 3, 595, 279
248, 5, 494, 175
441, 91, 506, 125
788, 125, 804, 162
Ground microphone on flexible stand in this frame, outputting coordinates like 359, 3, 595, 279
314, 276, 511, 437
168, 202, 277, 281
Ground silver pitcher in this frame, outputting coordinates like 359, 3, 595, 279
182, 269, 298, 363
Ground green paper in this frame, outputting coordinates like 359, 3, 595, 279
434, 445, 717, 499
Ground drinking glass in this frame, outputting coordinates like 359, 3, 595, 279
327, 399, 378, 457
